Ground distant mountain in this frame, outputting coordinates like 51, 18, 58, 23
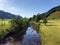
0, 10, 22, 19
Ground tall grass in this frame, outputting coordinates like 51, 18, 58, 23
0, 19, 11, 38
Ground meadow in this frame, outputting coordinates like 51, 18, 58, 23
40, 20, 60, 45
0, 19, 11, 38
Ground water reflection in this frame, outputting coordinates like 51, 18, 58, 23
1, 26, 41, 45
22, 27, 40, 45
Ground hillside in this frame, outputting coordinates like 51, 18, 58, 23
0, 10, 22, 19
46, 6, 60, 20
47, 11, 60, 20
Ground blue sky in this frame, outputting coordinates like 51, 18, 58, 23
0, 0, 60, 18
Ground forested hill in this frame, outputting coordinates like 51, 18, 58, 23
47, 6, 60, 19
29, 5, 60, 22
47, 11, 60, 20
0, 10, 22, 19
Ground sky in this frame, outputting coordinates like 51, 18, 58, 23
0, 0, 60, 18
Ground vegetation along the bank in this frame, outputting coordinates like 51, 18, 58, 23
0, 17, 29, 43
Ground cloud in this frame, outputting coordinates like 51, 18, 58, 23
0, 0, 9, 10
0, 0, 21, 15
5, 6, 21, 15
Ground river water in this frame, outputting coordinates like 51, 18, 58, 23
1, 26, 41, 45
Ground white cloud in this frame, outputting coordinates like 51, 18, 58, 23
0, 0, 21, 15
5, 6, 21, 15
0, 0, 9, 10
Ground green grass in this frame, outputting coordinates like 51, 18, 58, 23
0, 19, 11, 38
40, 20, 60, 45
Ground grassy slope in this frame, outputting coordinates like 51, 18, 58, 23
47, 11, 60, 20
40, 20, 60, 45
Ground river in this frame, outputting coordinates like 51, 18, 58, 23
1, 26, 41, 45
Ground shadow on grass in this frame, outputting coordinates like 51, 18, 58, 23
40, 22, 53, 23
46, 25, 56, 26
47, 22, 53, 23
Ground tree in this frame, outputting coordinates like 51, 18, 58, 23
42, 13, 47, 25
29, 17, 32, 21
0, 17, 29, 43
33, 15, 37, 22
37, 13, 43, 22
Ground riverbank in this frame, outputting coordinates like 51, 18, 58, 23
0, 19, 29, 44
31, 20, 60, 45
30, 21, 40, 33
40, 20, 60, 45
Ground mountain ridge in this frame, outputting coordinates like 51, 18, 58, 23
46, 5, 60, 19
0, 10, 22, 19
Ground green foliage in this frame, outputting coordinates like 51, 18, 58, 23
29, 13, 42, 22
43, 18, 47, 25
30, 5, 60, 22
5, 17, 29, 41
33, 15, 37, 22
29, 17, 33, 21
42, 13, 47, 25
0, 19, 11, 40
9, 17, 28, 33
0, 18, 28, 42
37, 13, 42, 22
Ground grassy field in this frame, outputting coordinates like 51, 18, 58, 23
0, 19, 11, 38
40, 20, 60, 45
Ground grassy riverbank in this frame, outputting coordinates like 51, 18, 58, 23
0, 19, 28, 43
40, 20, 60, 45
30, 21, 40, 32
